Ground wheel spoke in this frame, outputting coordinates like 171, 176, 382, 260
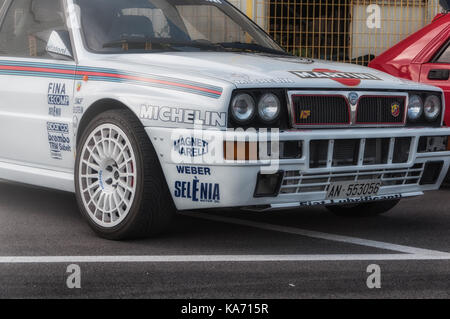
78, 123, 137, 228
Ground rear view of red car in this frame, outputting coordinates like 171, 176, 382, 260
369, 0, 450, 127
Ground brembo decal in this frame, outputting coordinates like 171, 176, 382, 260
47, 122, 71, 160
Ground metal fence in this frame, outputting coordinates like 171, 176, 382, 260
230, 0, 442, 65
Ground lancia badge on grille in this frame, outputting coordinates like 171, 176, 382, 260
348, 92, 359, 105
391, 102, 401, 117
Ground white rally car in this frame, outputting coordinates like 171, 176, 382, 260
0, 0, 449, 239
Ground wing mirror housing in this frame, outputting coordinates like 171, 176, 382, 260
46, 30, 73, 59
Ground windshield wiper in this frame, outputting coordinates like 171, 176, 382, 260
218, 42, 290, 56
102, 38, 226, 52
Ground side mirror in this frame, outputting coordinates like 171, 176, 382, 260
46, 30, 73, 59
440, 0, 450, 11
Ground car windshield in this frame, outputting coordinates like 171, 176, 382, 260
73, 0, 287, 55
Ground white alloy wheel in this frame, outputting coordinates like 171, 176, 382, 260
78, 123, 137, 228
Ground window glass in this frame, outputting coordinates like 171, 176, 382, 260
0, 0, 68, 58
74, 0, 284, 55
437, 44, 450, 64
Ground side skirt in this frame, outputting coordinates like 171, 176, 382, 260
0, 160, 74, 192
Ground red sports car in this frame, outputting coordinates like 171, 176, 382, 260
369, 0, 450, 127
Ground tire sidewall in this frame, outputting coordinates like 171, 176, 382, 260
74, 111, 147, 239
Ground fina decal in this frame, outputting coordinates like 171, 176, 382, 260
391, 102, 401, 118
291, 69, 382, 87
174, 137, 209, 157
48, 82, 69, 117
174, 177, 220, 203
176, 165, 211, 176
140, 105, 227, 127
47, 122, 71, 160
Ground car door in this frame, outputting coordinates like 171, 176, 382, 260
420, 40, 450, 126
0, 0, 75, 170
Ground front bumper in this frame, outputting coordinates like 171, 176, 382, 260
147, 127, 450, 211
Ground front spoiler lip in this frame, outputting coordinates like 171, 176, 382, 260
241, 192, 423, 212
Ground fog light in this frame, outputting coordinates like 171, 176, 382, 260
254, 172, 284, 197
418, 136, 448, 153
420, 161, 443, 185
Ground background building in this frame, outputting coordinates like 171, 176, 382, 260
230, 0, 442, 65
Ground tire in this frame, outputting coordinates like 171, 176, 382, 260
325, 199, 401, 217
75, 109, 175, 240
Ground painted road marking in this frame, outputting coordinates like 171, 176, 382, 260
180, 212, 450, 257
0, 254, 450, 264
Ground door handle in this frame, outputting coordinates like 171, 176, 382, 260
428, 69, 450, 80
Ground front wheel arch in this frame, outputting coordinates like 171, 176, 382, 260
76, 98, 139, 148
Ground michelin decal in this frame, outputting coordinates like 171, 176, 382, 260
140, 105, 227, 127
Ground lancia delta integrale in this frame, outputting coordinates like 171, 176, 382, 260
0, 0, 449, 239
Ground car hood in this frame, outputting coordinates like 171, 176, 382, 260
97, 51, 439, 91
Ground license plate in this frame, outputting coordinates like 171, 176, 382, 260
325, 180, 382, 199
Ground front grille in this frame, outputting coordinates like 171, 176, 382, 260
333, 139, 360, 166
309, 137, 412, 169
280, 164, 424, 194
356, 96, 405, 124
292, 95, 350, 125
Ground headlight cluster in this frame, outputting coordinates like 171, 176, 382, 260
230, 92, 282, 125
407, 93, 443, 125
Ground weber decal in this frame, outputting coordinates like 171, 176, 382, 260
174, 137, 209, 157
174, 178, 220, 203
140, 105, 227, 127
47, 122, 71, 160
176, 165, 211, 175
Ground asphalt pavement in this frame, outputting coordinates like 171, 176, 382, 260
0, 181, 449, 298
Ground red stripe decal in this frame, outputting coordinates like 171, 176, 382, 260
0, 65, 75, 75
76, 71, 222, 96
0, 64, 221, 96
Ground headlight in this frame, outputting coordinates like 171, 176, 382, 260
230, 93, 256, 123
407, 95, 423, 122
423, 95, 441, 121
258, 93, 281, 122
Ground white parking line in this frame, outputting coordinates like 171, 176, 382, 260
1, 211, 448, 264
0, 254, 449, 264
180, 212, 450, 257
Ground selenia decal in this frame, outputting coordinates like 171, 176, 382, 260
291, 69, 382, 87
174, 177, 220, 203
